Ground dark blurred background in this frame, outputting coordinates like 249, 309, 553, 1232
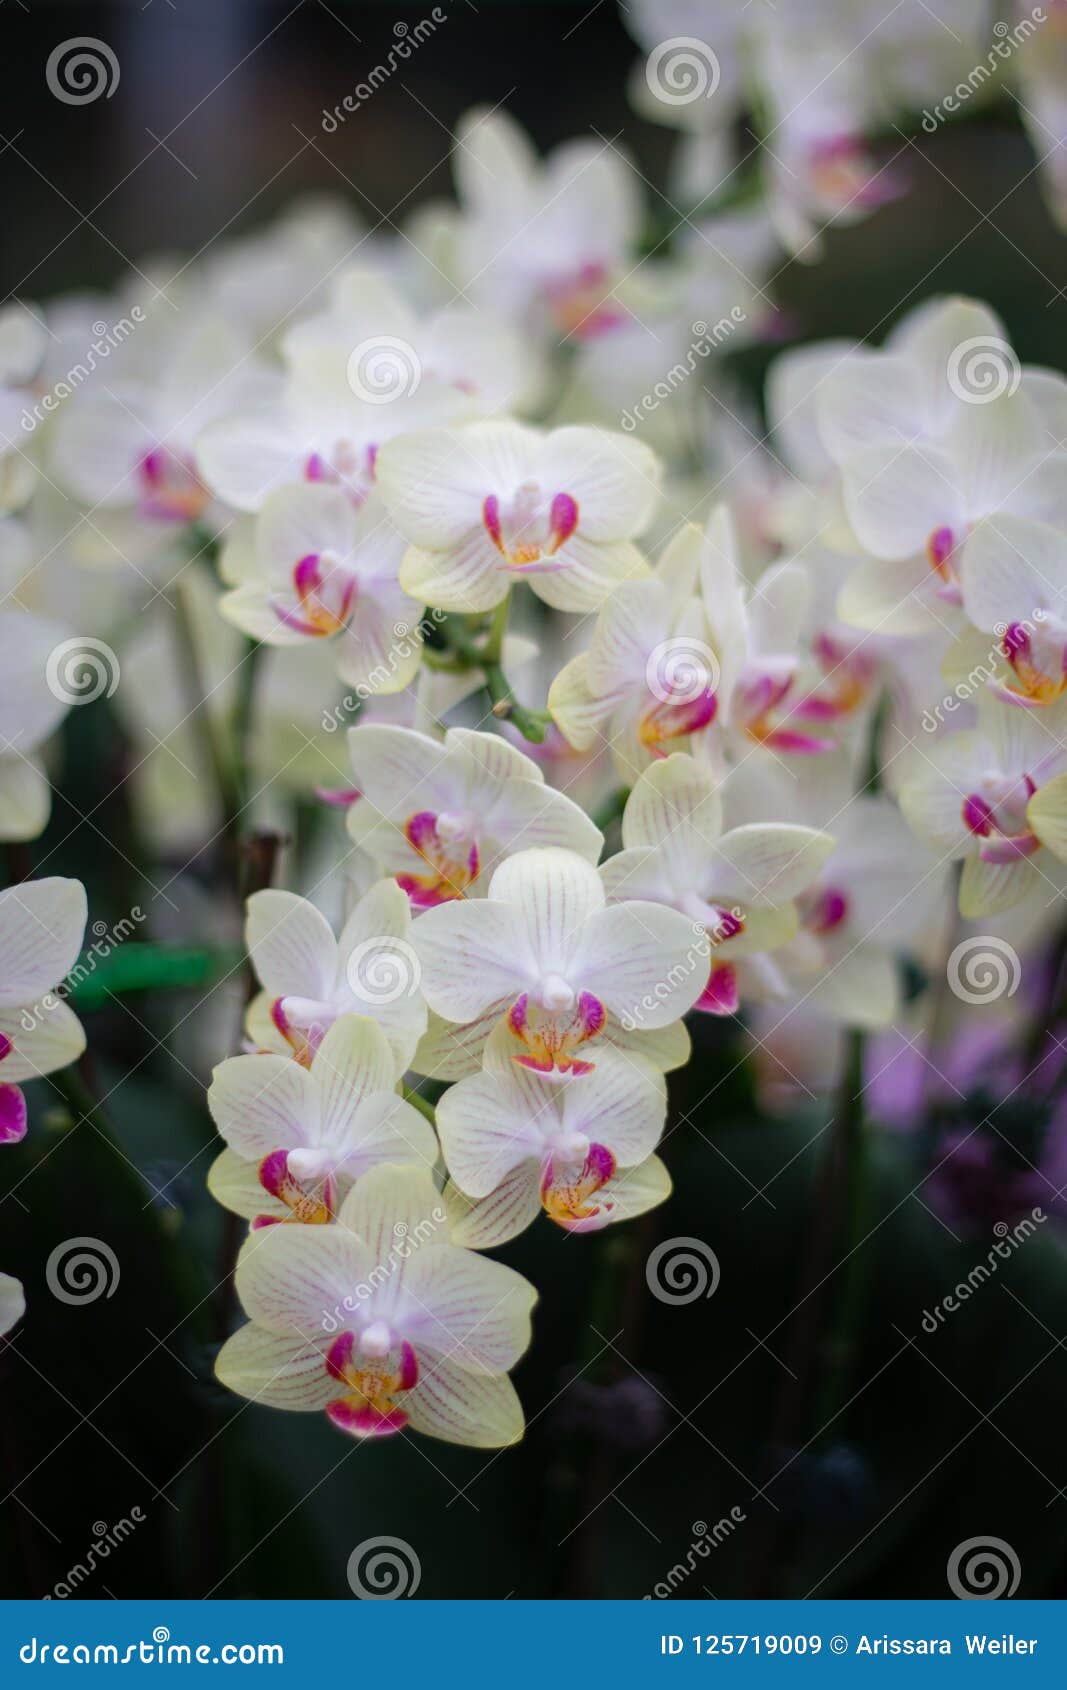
3, 0, 1067, 1604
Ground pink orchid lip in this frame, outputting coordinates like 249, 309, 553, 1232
809, 134, 906, 210
255, 1148, 336, 1227
735, 666, 836, 754
507, 988, 606, 1076
803, 887, 849, 935
272, 551, 357, 637
482, 487, 579, 572
304, 442, 377, 503
396, 810, 480, 906
793, 631, 877, 722
994, 621, 1067, 708
138, 447, 210, 524
545, 262, 629, 341
270, 997, 331, 1066
962, 779, 1041, 862
638, 685, 718, 753
540, 1140, 617, 1229
927, 526, 965, 604
324, 1328, 418, 1438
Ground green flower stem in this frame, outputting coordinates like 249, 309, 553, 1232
436, 608, 549, 743
401, 1084, 437, 1125
171, 583, 242, 842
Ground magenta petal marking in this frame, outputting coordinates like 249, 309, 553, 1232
576, 990, 607, 1039
483, 493, 503, 552
808, 888, 848, 934
326, 1331, 356, 1382
293, 552, 323, 598
962, 794, 995, 837
327, 1397, 409, 1437
928, 525, 955, 573
585, 1142, 616, 1185
0, 1083, 27, 1145
760, 727, 836, 755
396, 1339, 419, 1392
258, 1148, 291, 1202
507, 993, 529, 1038
404, 810, 440, 853
0, 1032, 11, 1063
314, 786, 361, 808
305, 453, 328, 482
694, 963, 740, 1017
549, 492, 579, 550
270, 997, 292, 1040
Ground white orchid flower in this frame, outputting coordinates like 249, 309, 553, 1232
439, 1036, 669, 1245
409, 846, 706, 1080
51, 314, 271, 536
216, 1162, 536, 1446
899, 692, 1067, 917
443, 108, 641, 341
208, 1014, 437, 1229
346, 724, 602, 906
724, 752, 943, 1028
196, 268, 531, 514
0, 878, 87, 1145
548, 522, 721, 781
376, 419, 659, 615
244, 880, 427, 1077
699, 505, 859, 756
600, 754, 834, 1017
218, 485, 423, 694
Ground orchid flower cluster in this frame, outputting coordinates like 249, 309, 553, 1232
4, 26, 1067, 1447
